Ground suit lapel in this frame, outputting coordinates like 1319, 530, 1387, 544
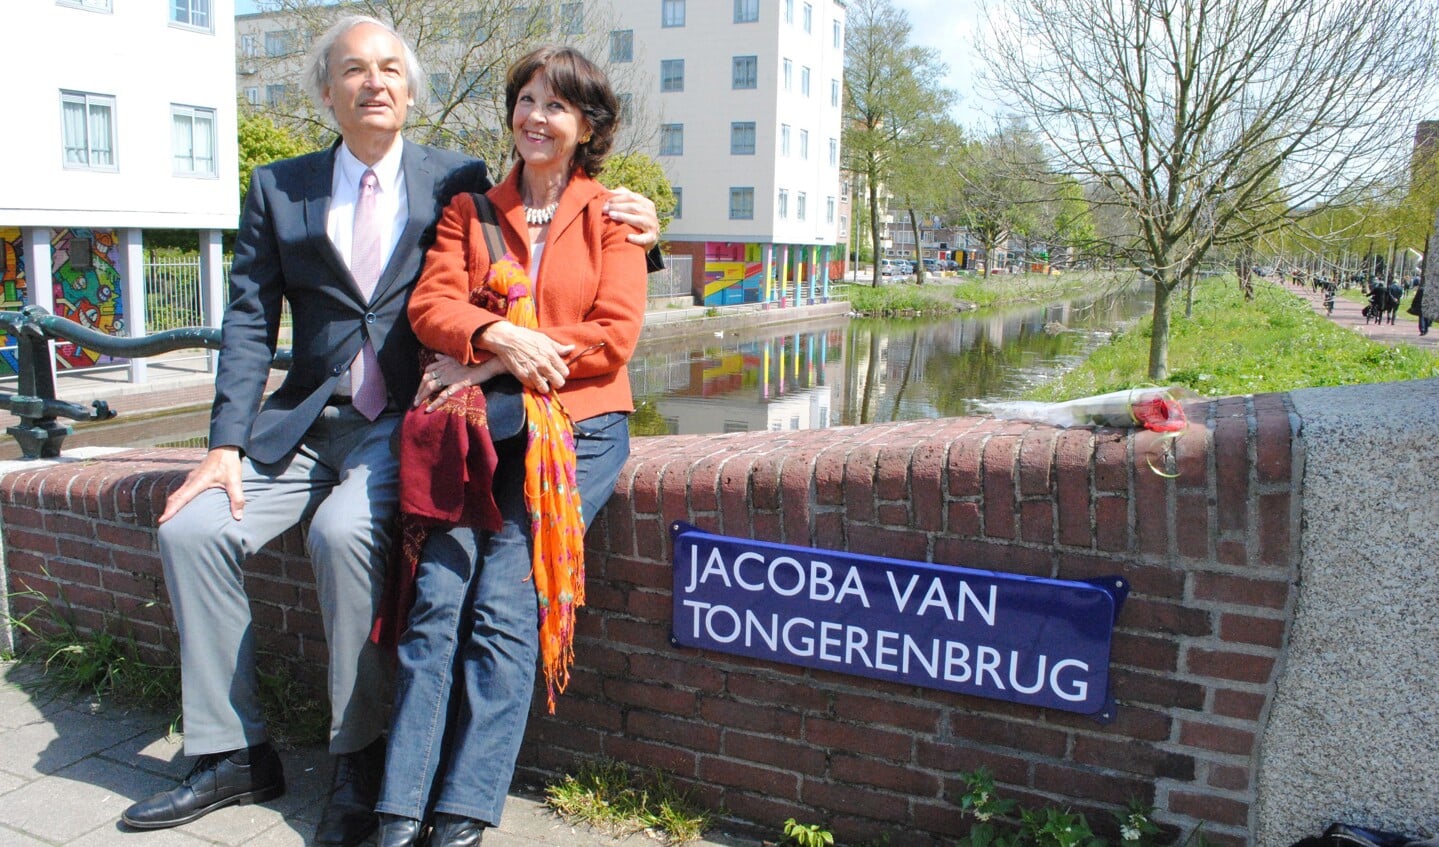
306, 143, 350, 289
372, 140, 436, 303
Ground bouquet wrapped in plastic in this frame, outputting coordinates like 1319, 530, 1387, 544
979, 386, 1191, 433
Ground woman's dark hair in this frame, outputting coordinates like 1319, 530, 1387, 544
504, 45, 620, 176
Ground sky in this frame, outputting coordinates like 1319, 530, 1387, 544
890, 0, 990, 130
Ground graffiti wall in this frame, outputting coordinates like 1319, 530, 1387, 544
0, 227, 124, 376
703, 243, 765, 306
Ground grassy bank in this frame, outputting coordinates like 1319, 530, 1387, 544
835, 271, 1113, 316
1028, 277, 1439, 401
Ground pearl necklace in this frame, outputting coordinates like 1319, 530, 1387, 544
524, 201, 558, 226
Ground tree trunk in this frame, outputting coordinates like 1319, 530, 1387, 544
908, 208, 924, 284
1147, 279, 1174, 381
868, 180, 884, 288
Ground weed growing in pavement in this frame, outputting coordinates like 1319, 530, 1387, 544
544, 757, 710, 844
783, 817, 836, 846
957, 767, 1214, 847
6, 577, 329, 746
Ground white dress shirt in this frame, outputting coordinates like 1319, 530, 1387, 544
327, 142, 408, 295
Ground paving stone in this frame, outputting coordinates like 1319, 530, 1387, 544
0, 754, 166, 843
0, 705, 151, 779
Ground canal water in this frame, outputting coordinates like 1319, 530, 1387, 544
628, 284, 1153, 436
38, 284, 1154, 453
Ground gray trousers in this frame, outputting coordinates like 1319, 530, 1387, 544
158, 405, 400, 757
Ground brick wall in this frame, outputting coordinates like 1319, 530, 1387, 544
0, 392, 1300, 846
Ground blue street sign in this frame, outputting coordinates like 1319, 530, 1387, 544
670, 523, 1128, 717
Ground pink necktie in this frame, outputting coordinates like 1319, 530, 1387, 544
350, 168, 387, 419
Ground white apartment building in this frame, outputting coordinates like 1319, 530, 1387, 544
0, 0, 237, 379
613, 0, 847, 305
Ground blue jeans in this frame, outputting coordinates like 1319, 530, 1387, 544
376, 412, 630, 826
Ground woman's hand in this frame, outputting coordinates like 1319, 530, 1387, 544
604, 186, 660, 249
415, 354, 506, 412
475, 321, 574, 394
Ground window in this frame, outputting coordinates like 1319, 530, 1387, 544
783, 59, 792, 90
458, 69, 491, 100
610, 30, 633, 62
560, 2, 583, 34
265, 30, 295, 57
778, 189, 789, 219
833, 18, 842, 47
829, 137, 838, 166
797, 192, 807, 221
171, 104, 216, 177
780, 124, 790, 156
733, 55, 758, 89
661, 59, 684, 92
429, 73, 452, 101
243, 87, 260, 105
171, 0, 210, 29
265, 84, 290, 106
831, 79, 840, 107
58, 0, 112, 10
826, 196, 835, 224
662, 0, 685, 27
801, 66, 810, 97
800, 129, 809, 159
803, 3, 812, 32
784, 0, 793, 23
672, 188, 683, 219
660, 123, 683, 156
730, 121, 756, 155
618, 92, 633, 116
60, 91, 116, 170
734, 0, 759, 23
730, 187, 754, 220
239, 33, 258, 57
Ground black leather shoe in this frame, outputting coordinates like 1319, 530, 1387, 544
430, 813, 485, 846
121, 743, 285, 829
314, 737, 386, 847
377, 814, 427, 847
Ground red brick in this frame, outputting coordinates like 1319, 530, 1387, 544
805, 717, 912, 762
700, 756, 799, 796
1178, 720, 1257, 755
1188, 648, 1276, 684
1095, 496, 1129, 551
1258, 491, 1293, 567
1192, 572, 1291, 609
1208, 763, 1251, 791
1214, 413, 1249, 532
1122, 597, 1213, 637
724, 730, 827, 774
626, 710, 721, 751
832, 753, 940, 795
841, 445, 880, 523
1017, 428, 1057, 496
800, 777, 908, 822
981, 435, 1019, 539
832, 691, 941, 733
947, 433, 984, 497
1112, 632, 1180, 672
1072, 736, 1195, 779
1019, 500, 1053, 544
1219, 612, 1286, 648
950, 712, 1067, 757
605, 735, 700, 777
1093, 433, 1129, 491
947, 501, 980, 538
700, 697, 802, 736
1254, 401, 1294, 483
1175, 492, 1211, 560
1169, 789, 1250, 827
1212, 688, 1267, 722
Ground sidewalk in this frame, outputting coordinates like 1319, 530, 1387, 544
1283, 280, 1438, 351
0, 661, 758, 846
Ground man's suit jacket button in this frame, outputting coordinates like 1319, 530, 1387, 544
364, 312, 377, 324
331, 365, 343, 375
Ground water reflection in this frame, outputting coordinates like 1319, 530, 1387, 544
630, 286, 1152, 436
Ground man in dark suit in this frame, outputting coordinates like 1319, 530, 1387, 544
121, 16, 656, 846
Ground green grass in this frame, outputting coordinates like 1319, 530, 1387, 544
836, 271, 1111, 316
1028, 277, 1439, 401
544, 758, 711, 844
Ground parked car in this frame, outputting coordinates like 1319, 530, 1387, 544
921, 258, 941, 274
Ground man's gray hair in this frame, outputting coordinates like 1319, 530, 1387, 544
303, 14, 426, 117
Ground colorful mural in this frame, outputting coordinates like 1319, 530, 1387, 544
0, 227, 124, 376
51, 228, 124, 369
0, 227, 30, 376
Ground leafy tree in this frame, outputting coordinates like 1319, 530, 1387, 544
238, 106, 314, 204
888, 117, 964, 283
948, 123, 1046, 278
843, 0, 953, 287
597, 152, 676, 235
984, 0, 1439, 378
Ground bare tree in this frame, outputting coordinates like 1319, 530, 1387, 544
948, 123, 1046, 278
241, 0, 657, 181
842, 0, 952, 287
983, 0, 1439, 378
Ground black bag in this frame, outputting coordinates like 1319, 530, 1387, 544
471, 193, 526, 442
1291, 823, 1431, 847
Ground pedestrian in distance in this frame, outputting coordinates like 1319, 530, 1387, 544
120, 16, 659, 847
370, 44, 650, 847
1386, 278, 1404, 325
1408, 280, 1430, 336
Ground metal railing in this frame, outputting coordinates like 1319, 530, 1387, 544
0, 306, 289, 459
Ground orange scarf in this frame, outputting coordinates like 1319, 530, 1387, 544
482, 255, 587, 713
